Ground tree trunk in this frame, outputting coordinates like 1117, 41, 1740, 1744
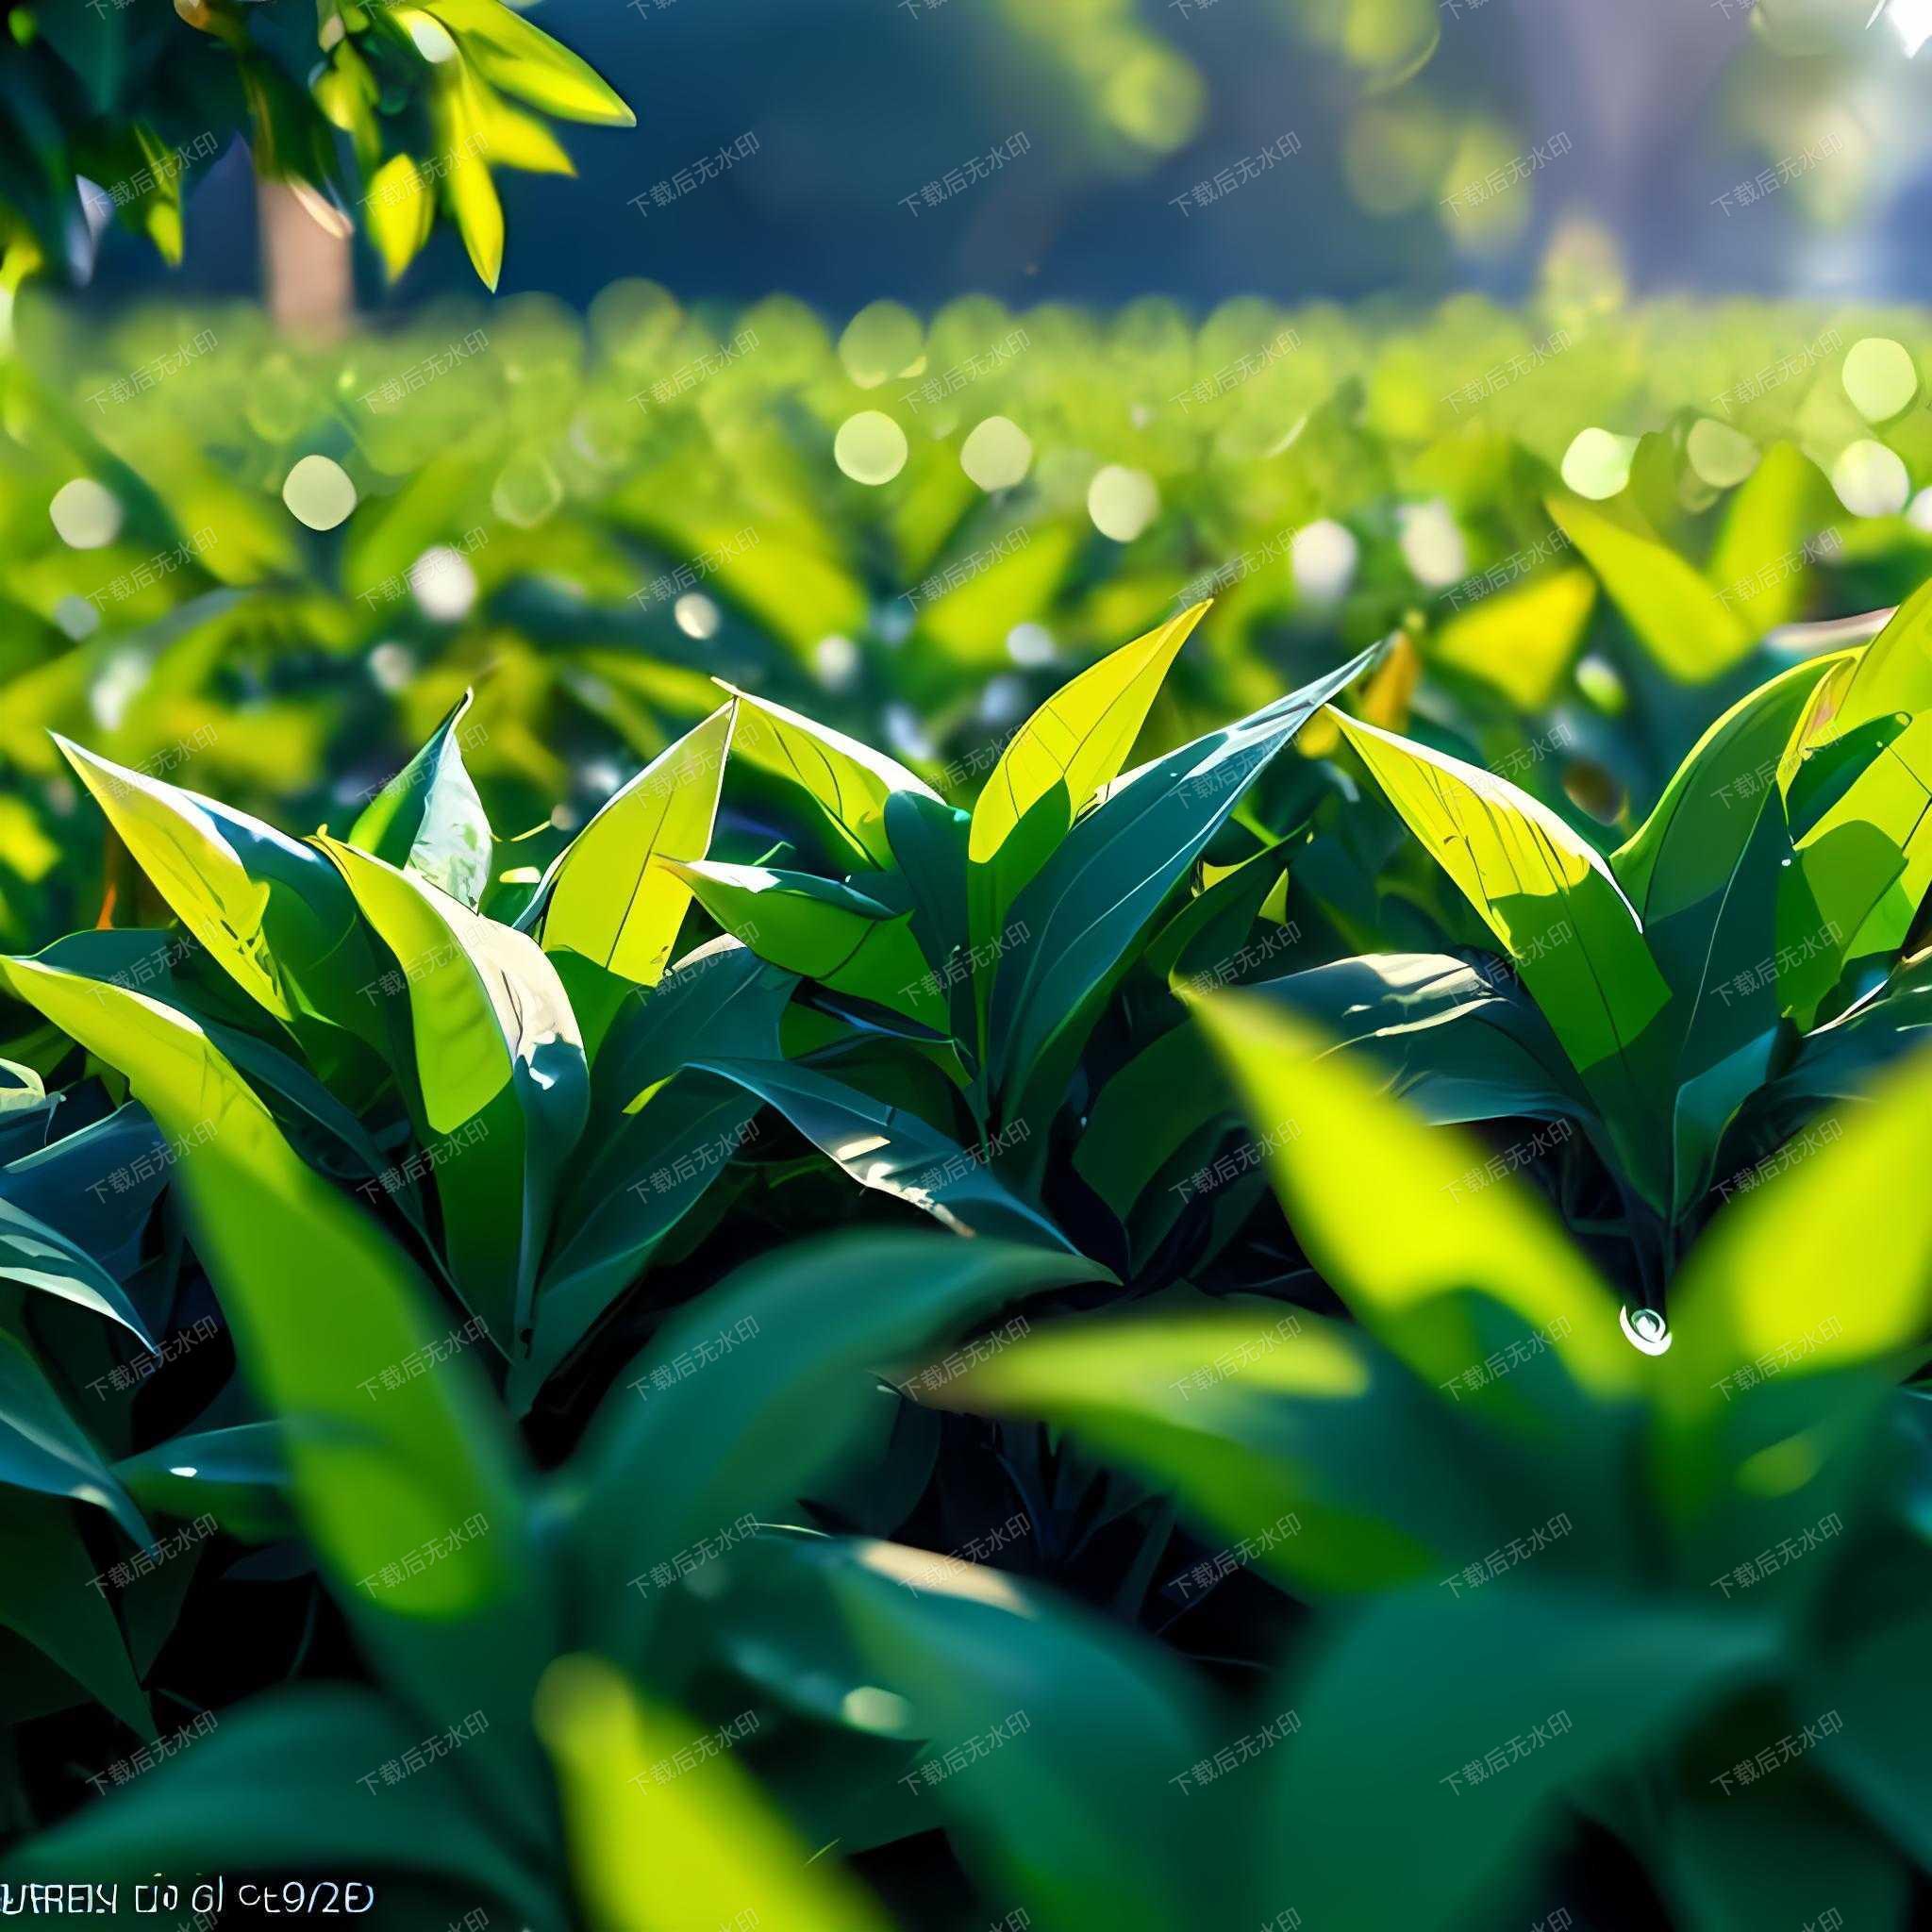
257, 175, 354, 339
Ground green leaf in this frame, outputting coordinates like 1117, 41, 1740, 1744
968, 600, 1207, 941
317, 836, 588, 1348
0, 957, 554, 1827
348, 691, 493, 911
1804, 1605, 1932, 1886
713, 683, 941, 871
1608, 654, 1848, 1215
533, 703, 732, 986
1614, 655, 1847, 920
713, 1536, 1228, 1932
525, 946, 798, 1391
988, 645, 1381, 1114
665, 858, 945, 1029
1660, 1777, 1911, 1932
115, 1424, 294, 1545
7, 1687, 561, 1924
1330, 708, 1673, 1208
1074, 1020, 1232, 1225
1194, 992, 1635, 1407
537, 1654, 889, 1932
522, 1075, 764, 1410
1249, 953, 1592, 1133
426, 0, 638, 125
691, 1055, 1075, 1248
0, 1192, 156, 1348
1256, 1586, 1775, 1931
0, 1326, 147, 1542
1776, 685, 1932, 1022
1548, 491, 1752, 678
571, 1231, 1111, 1644
1745, 950, 1932, 1137
0, 1492, 150, 1737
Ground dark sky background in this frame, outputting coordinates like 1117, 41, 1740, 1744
87, 0, 1931, 316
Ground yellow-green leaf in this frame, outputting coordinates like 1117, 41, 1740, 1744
1548, 491, 1752, 678
438, 66, 504, 291
714, 683, 941, 870
536, 1655, 891, 1932
1194, 992, 1635, 1405
317, 836, 580, 1133
539, 705, 732, 985
969, 600, 1207, 865
425, 0, 636, 125
1659, 1046, 1932, 1447
55, 735, 286, 1021
1431, 567, 1595, 712
1329, 707, 1672, 1202
363, 154, 436, 284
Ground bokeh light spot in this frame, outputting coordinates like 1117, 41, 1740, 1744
49, 478, 122, 550
1560, 428, 1637, 500
1842, 337, 1919, 423
1088, 465, 1158, 541
839, 303, 924, 389
835, 411, 909, 485
282, 455, 357, 531
960, 416, 1033, 491
1687, 418, 1760, 489
1832, 440, 1910, 518
1292, 520, 1358, 603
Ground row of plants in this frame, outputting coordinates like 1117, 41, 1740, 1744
4, 576, 1931, 1924
6, 286, 1932, 955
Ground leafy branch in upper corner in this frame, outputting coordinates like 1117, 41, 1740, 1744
2, 0, 633, 290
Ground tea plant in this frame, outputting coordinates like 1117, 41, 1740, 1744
3, 597, 1931, 1928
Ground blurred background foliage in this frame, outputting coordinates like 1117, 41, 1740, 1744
8, 276, 1932, 954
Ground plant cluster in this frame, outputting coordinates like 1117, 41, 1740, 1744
5, 577, 1932, 1927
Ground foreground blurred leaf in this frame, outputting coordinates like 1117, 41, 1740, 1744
723, 1534, 1231, 1932
1256, 1586, 1775, 1931
572, 1231, 1110, 1650
8, 1687, 561, 1922
1194, 993, 1633, 1407
536, 1653, 891, 1932
0, 958, 556, 1837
